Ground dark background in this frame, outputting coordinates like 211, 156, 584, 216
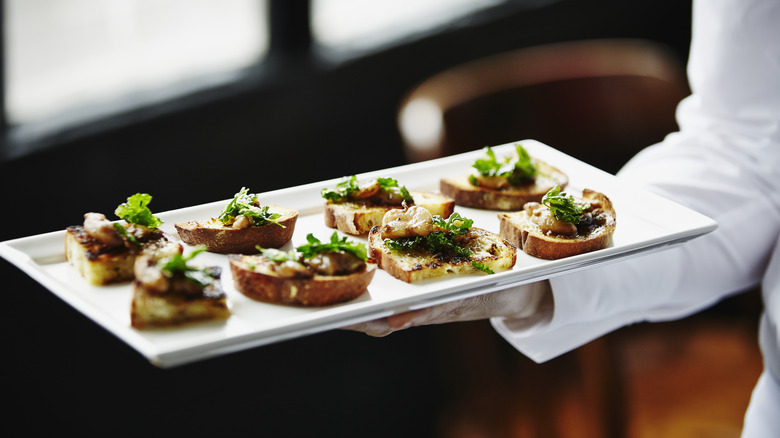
1, 1, 693, 436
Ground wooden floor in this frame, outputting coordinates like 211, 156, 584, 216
618, 315, 763, 438
432, 290, 764, 438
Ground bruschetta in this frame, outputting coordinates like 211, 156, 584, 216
440, 143, 568, 211
175, 187, 298, 254
367, 205, 517, 283
322, 175, 454, 235
498, 186, 616, 259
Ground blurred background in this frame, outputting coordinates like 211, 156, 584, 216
0, 1, 763, 437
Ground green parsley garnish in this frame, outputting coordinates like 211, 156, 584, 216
376, 177, 414, 204
541, 186, 586, 224
321, 175, 360, 202
218, 187, 284, 227
256, 232, 367, 265
296, 232, 368, 261
256, 247, 299, 263
158, 246, 217, 288
432, 212, 473, 235
112, 223, 142, 247
114, 193, 162, 228
469, 144, 537, 187
384, 213, 494, 274
321, 176, 413, 204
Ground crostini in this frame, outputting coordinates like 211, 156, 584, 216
65, 193, 182, 285
175, 187, 298, 254
229, 232, 376, 306
440, 143, 568, 210
131, 247, 230, 329
367, 205, 517, 283
498, 186, 616, 260
322, 175, 454, 235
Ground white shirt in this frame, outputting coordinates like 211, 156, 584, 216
491, 0, 780, 432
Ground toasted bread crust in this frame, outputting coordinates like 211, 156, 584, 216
175, 205, 298, 254
65, 226, 181, 285
367, 227, 517, 283
229, 255, 376, 306
440, 160, 568, 211
324, 191, 455, 235
130, 282, 230, 329
498, 189, 616, 260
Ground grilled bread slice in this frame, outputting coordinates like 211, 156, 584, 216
66, 194, 181, 285
324, 190, 454, 236
131, 253, 230, 329
440, 159, 568, 211
367, 207, 517, 283
175, 205, 298, 254
229, 254, 376, 306
498, 188, 616, 260
65, 221, 182, 285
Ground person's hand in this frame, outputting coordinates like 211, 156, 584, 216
342, 280, 552, 337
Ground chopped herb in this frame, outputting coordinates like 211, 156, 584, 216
296, 232, 368, 261
470, 144, 537, 186
114, 193, 162, 228
376, 177, 414, 204
542, 186, 586, 224
508, 144, 537, 185
385, 214, 493, 274
256, 246, 299, 263
158, 246, 217, 287
321, 176, 414, 204
218, 187, 283, 227
112, 223, 142, 247
321, 175, 360, 202
432, 212, 473, 235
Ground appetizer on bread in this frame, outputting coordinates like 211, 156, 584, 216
131, 247, 230, 329
65, 193, 182, 285
440, 143, 568, 210
322, 175, 454, 235
367, 205, 517, 283
498, 186, 616, 260
175, 187, 298, 254
230, 232, 376, 306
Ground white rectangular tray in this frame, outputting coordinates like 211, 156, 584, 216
0, 140, 717, 367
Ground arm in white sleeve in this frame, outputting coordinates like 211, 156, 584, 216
493, 0, 780, 363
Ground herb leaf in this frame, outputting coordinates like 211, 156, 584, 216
158, 246, 216, 287
256, 246, 299, 263
321, 176, 360, 202
112, 223, 142, 247
218, 187, 283, 227
385, 214, 493, 274
296, 232, 368, 261
376, 177, 414, 204
541, 186, 586, 224
470, 144, 537, 186
322, 176, 414, 204
507, 144, 537, 185
114, 193, 162, 228
432, 212, 473, 235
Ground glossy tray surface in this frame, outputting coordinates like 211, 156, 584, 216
0, 140, 717, 367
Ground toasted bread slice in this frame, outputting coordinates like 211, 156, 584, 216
131, 283, 230, 329
367, 227, 517, 283
440, 160, 568, 211
65, 226, 182, 285
175, 205, 298, 254
130, 259, 229, 329
498, 189, 616, 260
324, 191, 454, 236
229, 254, 376, 306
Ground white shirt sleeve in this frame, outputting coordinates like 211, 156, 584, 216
492, 0, 780, 363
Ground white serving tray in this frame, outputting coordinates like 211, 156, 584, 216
0, 140, 717, 368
